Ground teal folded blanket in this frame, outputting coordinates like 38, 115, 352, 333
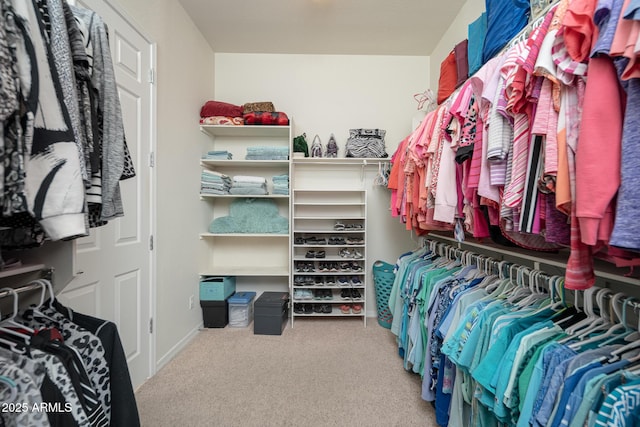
209, 198, 288, 234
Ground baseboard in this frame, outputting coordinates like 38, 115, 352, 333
155, 322, 203, 371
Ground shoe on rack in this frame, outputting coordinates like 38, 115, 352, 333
352, 304, 362, 314
340, 289, 351, 299
340, 304, 351, 314
325, 276, 336, 285
351, 289, 361, 299
321, 304, 333, 313
315, 276, 324, 286
315, 237, 327, 245
294, 276, 305, 286
339, 262, 351, 272
346, 237, 364, 245
306, 262, 316, 272
303, 304, 314, 314
293, 289, 304, 300
334, 221, 346, 231
315, 250, 326, 259
295, 237, 305, 245
350, 262, 363, 272
313, 303, 324, 313
337, 276, 350, 287
323, 289, 333, 300
352, 250, 363, 259
305, 251, 316, 258
350, 276, 362, 286
329, 262, 339, 272
294, 303, 304, 314
339, 248, 352, 258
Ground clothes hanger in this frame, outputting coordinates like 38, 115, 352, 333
0, 375, 17, 402
568, 292, 630, 350
607, 298, 640, 362
0, 288, 36, 337
563, 287, 601, 335
561, 288, 612, 344
0, 304, 27, 355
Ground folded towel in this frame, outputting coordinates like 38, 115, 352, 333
229, 187, 269, 195
233, 175, 267, 184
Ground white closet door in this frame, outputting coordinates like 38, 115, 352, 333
59, 0, 156, 390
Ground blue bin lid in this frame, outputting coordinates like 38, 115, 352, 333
228, 291, 256, 304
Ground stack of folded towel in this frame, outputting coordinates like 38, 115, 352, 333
201, 170, 232, 195
245, 146, 289, 160
202, 150, 233, 160
229, 175, 268, 195
272, 174, 289, 195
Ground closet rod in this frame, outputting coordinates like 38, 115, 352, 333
293, 160, 386, 166
0, 268, 53, 300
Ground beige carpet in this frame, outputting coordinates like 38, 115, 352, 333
135, 318, 437, 426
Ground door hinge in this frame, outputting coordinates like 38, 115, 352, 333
148, 68, 155, 84
149, 152, 155, 167
149, 235, 154, 251
149, 318, 153, 334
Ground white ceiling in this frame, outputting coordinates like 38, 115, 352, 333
177, 0, 467, 56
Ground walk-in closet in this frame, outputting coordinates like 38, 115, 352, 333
2, 0, 640, 426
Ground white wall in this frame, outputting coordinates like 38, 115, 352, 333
215, 54, 426, 315
429, 0, 486, 92
111, 0, 215, 368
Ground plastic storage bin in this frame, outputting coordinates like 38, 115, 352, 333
200, 298, 229, 328
254, 291, 289, 335
228, 291, 256, 327
199, 276, 236, 301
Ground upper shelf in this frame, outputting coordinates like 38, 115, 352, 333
200, 125, 291, 137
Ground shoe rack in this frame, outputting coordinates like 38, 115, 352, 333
291, 189, 367, 326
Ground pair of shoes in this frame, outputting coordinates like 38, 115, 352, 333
305, 250, 326, 258
346, 237, 364, 245
294, 237, 305, 245
350, 276, 362, 285
334, 221, 346, 231
340, 289, 351, 299
315, 289, 332, 300
350, 262, 363, 272
294, 276, 305, 286
345, 223, 363, 230
352, 304, 362, 314
325, 276, 336, 285
340, 304, 351, 314
339, 262, 352, 272
337, 276, 350, 286
339, 248, 363, 259
304, 236, 327, 245
295, 262, 316, 272
328, 237, 346, 245
350, 289, 361, 299
314, 304, 332, 313
294, 289, 313, 300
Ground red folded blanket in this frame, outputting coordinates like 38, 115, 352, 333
243, 111, 290, 126
200, 100, 243, 118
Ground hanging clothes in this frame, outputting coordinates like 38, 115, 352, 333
0, 0, 135, 251
0, 282, 140, 427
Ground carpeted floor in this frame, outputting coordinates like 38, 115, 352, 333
135, 318, 436, 426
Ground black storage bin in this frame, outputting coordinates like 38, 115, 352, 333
254, 292, 289, 335
200, 299, 229, 328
